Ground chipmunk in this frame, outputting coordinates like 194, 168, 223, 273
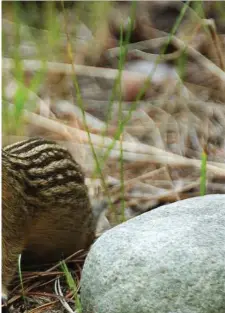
2, 137, 97, 303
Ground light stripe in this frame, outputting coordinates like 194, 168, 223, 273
3, 138, 41, 153
7, 144, 67, 159
4, 152, 70, 168
39, 182, 84, 196
3, 154, 31, 166
3, 139, 87, 204
23, 172, 80, 185
27, 159, 77, 175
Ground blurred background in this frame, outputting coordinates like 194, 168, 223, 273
2, 1, 225, 310
3, 0, 225, 224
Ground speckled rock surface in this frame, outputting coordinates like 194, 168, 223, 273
81, 195, 225, 313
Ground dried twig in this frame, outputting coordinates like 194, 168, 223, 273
107, 34, 225, 84
3, 57, 147, 81
23, 111, 225, 177
55, 278, 77, 313
171, 36, 225, 84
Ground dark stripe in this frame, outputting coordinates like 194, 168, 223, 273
3, 167, 25, 187
4, 147, 73, 169
3, 138, 42, 153
26, 164, 83, 183
23, 179, 87, 201
15, 150, 70, 168
3, 138, 86, 202
16, 147, 69, 161
6, 144, 67, 159
4, 159, 83, 190
25, 152, 71, 169
4, 138, 67, 156
4, 156, 83, 186
5, 148, 67, 164
41, 183, 87, 197
3, 168, 87, 205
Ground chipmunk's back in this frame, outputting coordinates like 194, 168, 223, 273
2, 138, 95, 299
3, 138, 88, 205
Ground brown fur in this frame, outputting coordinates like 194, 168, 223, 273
2, 138, 96, 299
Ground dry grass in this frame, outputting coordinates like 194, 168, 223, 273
2, 1, 225, 312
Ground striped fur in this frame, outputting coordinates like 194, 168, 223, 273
2, 138, 95, 300
3, 138, 87, 205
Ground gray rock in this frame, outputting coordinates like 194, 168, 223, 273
80, 195, 225, 313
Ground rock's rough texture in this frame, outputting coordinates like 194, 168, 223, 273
80, 195, 225, 313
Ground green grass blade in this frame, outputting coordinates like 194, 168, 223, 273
60, 261, 82, 312
18, 254, 27, 306
200, 150, 207, 196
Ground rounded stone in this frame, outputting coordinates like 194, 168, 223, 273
81, 195, 225, 313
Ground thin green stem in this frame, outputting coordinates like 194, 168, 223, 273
100, 1, 191, 167
200, 150, 207, 196
61, 0, 114, 213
